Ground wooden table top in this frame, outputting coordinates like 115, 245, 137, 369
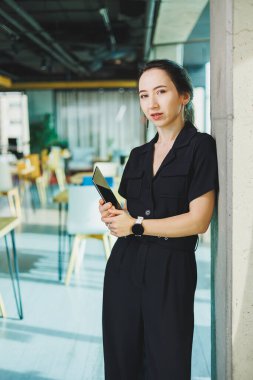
0, 217, 20, 238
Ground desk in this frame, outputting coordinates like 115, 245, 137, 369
53, 190, 68, 281
0, 217, 23, 319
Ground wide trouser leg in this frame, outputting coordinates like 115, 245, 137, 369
102, 238, 145, 380
142, 247, 197, 380
102, 238, 197, 380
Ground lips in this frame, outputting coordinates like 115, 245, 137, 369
151, 113, 163, 120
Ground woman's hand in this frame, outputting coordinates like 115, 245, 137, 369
99, 199, 117, 218
102, 208, 135, 237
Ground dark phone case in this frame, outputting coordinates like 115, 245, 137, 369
93, 182, 122, 210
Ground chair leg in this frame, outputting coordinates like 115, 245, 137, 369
0, 293, 7, 318
55, 168, 66, 192
65, 235, 81, 286
7, 188, 21, 218
36, 176, 47, 206
109, 234, 117, 250
29, 183, 37, 211
102, 233, 111, 260
74, 239, 86, 275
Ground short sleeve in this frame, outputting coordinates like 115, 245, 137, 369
188, 134, 219, 203
118, 150, 134, 199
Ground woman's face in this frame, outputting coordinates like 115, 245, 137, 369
138, 68, 189, 129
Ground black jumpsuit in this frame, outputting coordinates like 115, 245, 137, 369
102, 122, 219, 380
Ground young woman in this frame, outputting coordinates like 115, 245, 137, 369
99, 59, 219, 380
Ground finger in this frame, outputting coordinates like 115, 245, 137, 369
99, 199, 105, 205
109, 209, 124, 215
104, 202, 112, 210
101, 210, 110, 218
108, 210, 118, 216
100, 202, 112, 213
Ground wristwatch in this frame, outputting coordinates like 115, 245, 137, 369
132, 216, 144, 237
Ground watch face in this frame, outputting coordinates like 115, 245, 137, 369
132, 223, 144, 236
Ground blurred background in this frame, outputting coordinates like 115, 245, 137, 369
0, 1, 213, 379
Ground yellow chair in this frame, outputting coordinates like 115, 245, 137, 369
26, 154, 47, 205
17, 155, 47, 206
47, 147, 67, 191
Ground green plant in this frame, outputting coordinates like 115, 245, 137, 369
30, 113, 68, 152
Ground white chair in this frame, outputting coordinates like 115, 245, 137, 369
93, 162, 118, 177
0, 160, 21, 218
65, 185, 111, 285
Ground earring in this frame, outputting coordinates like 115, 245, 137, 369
146, 118, 149, 129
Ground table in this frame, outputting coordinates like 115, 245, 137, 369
0, 217, 23, 319
53, 190, 68, 281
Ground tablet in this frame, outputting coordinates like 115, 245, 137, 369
92, 166, 122, 210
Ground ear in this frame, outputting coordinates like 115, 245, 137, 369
181, 92, 191, 106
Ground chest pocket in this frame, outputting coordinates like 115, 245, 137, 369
158, 166, 189, 198
126, 171, 143, 198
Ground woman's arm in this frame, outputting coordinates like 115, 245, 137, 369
102, 190, 216, 238
142, 190, 215, 237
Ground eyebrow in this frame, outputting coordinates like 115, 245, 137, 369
139, 85, 167, 94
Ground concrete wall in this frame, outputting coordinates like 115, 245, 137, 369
210, 0, 253, 379
232, 0, 253, 378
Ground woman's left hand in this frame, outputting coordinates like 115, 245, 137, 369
102, 209, 135, 237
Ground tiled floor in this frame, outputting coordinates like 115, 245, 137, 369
0, 194, 211, 380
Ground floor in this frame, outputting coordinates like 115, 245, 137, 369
0, 191, 211, 380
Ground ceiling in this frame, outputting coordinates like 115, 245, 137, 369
0, 0, 210, 84
154, 0, 208, 45
0, 0, 154, 82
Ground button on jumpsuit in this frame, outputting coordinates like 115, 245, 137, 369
102, 122, 219, 380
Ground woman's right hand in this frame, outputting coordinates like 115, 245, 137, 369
99, 199, 116, 221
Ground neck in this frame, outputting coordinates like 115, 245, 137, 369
156, 118, 185, 145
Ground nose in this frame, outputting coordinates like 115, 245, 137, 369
148, 94, 159, 109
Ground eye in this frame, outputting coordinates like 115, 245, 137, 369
139, 93, 148, 99
157, 89, 166, 95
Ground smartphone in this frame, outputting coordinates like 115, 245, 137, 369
92, 166, 122, 210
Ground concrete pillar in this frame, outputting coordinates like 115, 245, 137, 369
210, 0, 253, 379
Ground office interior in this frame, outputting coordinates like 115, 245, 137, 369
1, 0, 251, 379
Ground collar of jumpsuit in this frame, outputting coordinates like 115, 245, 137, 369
142, 120, 198, 180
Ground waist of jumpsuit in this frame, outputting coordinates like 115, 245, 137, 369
125, 234, 198, 252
